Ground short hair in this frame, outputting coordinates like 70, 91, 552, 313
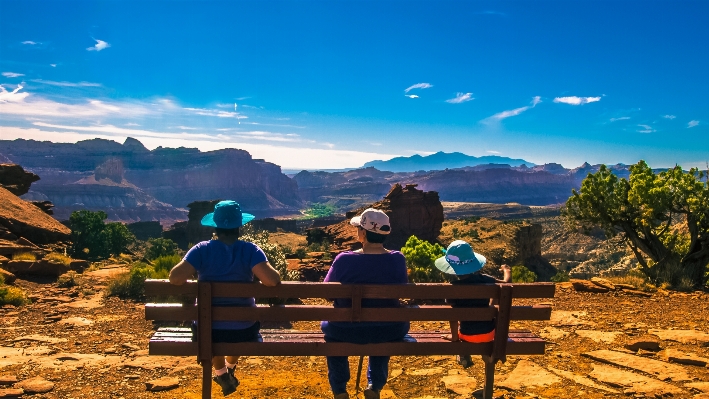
215, 227, 240, 238
365, 230, 387, 244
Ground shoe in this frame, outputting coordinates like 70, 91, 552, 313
213, 372, 239, 396
363, 386, 380, 399
333, 393, 349, 399
457, 354, 473, 369
227, 366, 235, 377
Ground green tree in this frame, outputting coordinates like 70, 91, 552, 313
145, 238, 179, 260
511, 265, 537, 283
401, 235, 445, 283
239, 225, 298, 280
563, 161, 709, 288
68, 210, 135, 260
103, 222, 135, 257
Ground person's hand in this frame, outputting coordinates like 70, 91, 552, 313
500, 264, 512, 283
500, 264, 511, 273
440, 334, 459, 341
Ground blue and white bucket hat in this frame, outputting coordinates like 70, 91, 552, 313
434, 240, 487, 275
201, 200, 255, 229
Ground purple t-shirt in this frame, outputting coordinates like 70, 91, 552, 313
323, 251, 408, 328
184, 239, 267, 330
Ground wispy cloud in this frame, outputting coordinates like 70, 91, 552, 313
485, 96, 541, 121
125, 123, 140, 126
1, 72, 24, 78
553, 96, 601, 105
687, 120, 699, 128
662, 114, 676, 120
446, 92, 474, 104
486, 150, 501, 154
405, 94, 419, 99
176, 126, 197, 130
31, 79, 101, 87
610, 116, 631, 122
50, 64, 57, 68
184, 107, 246, 119
87, 39, 110, 52
0, 84, 30, 103
637, 124, 656, 133
21, 41, 38, 45
404, 83, 433, 93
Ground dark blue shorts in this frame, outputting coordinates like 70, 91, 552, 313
212, 321, 261, 343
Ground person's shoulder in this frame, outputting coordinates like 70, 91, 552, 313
333, 251, 357, 260
190, 240, 212, 250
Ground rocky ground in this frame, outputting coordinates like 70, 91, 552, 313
1, 269, 708, 399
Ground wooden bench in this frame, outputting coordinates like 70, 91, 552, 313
145, 279, 554, 399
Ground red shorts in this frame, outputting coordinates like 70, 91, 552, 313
458, 329, 495, 343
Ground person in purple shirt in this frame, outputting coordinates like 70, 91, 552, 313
169, 201, 281, 397
321, 208, 409, 399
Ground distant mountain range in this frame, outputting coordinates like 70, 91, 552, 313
363, 152, 535, 172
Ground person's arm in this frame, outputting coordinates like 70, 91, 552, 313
498, 264, 512, 283
169, 259, 196, 285
252, 261, 281, 287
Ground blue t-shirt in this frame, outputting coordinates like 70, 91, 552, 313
184, 239, 267, 330
322, 251, 408, 329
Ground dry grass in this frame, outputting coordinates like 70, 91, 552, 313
607, 273, 657, 292
269, 232, 308, 248
13, 252, 37, 261
45, 252, 72, 266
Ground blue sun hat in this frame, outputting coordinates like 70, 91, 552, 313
435, 240, 487, 275
200, 200, 255, 229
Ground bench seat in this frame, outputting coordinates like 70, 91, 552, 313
149, 327, 546, 357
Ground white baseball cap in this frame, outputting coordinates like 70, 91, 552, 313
350, 208, 391, 235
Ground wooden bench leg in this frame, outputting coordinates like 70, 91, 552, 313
202, 361, 212, 399
482, 356, 495, 399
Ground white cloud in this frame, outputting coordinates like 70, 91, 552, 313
486, 150, 501, 154
50, 64, 57, 68
404, 83, 433, 93
21, 41, 37, 45
663, 114, 676, 120
553, 96, 601, 105
2, 72, 24, 78
610, 116, 631, 122
637, 124, 656, 133
0, 125, 399, 169
446, 92, 474, 104
687, 120, 699, 128
125, 123, 140, 126
0, 84, 29, 103
176, 126, 197, 130
184, 107, 245, 118
486, 96, 541, 121
31, 79, 101, 87
405, 94, 419, 99
87, 39, 110, 52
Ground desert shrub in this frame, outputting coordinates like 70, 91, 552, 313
145, 238, 179, 260
607, 270, 657, 292
69, 210, 135, 260
401, 235, 445, 283
240, 225, 298, 281
56, 271, 79, 288
279, 245, 293, 256
511, 265, 537, 283
0, 274, 29, 306
294, 247, 308, 260
45, 252, 72, 266
13, 252, 36, 261
550, 271, 570, 283
451, 227, 460, 239
106, 262, 159, 300
152, 254, 181, 275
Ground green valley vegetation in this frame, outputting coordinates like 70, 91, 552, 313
239, 225, 299, 281
511, 265, 537, 283
145, 238, 179, 260
300, 203, 336, 219
563, 160, 709, 288
69, 210, 135, 261
401, 235, 446, 283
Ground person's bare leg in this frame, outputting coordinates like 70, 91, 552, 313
212, 356, 226, 371
225, 356, 240, 365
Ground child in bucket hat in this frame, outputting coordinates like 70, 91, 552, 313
435, 240, 511, 368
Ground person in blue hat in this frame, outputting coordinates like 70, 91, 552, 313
169, 200, 281, 396
435, 240, 511, 368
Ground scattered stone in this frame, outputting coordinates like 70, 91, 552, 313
648, 329, 709, 345
623, 322, 648, 331
582, 349, 692, 382
590, 277, 616, 290
0, 375, 17, 385
145, 377, 179, 392
549, 310, 596, 326
57, 317, 93, 327
12, 335, 67, 344
15, 376, 54, 393
389, 368, 403, 380
124, 356, 193, 370
686, 382, 709, 393
694, 393, 709, 399
575, 330, 622, 343
441, 373, 477, 395
571, 279, 609, 293
623, 289, 653, 297
3, 260, 70, 277
588, 364, 684, 395
614, 283, 636, 290
547, 367, 618, 394
539, 327, 570, 340
625, 337, 661, 352
659, 349, 709, 367
125, 375, 140, 380
379, 389, 397, 399
121, 343, 140, 351
408, 367, 443, 376
104, 347, 117, 354
0, 388, 23, 397
497, 360, 560, 390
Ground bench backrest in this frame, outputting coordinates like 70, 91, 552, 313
145, 280, 554, 361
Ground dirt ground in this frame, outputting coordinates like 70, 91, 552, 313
1, 270, 708, 399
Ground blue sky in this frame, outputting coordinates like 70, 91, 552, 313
1, 1, 707, 170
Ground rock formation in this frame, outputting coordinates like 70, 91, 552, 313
0, 164, 40, 196
314, 183, 444, 251
126, 221, 163, 241
0, 186, 70, 245
163, 200, 219, 249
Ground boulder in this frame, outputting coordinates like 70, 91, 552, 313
591, 277, 616, 290
625, 336, 661, 352
0, 388, 23, 397
0, 164, 39, 196
15, 376, 54, 393
145, 377, 179, 392
571, 279, 609, 293
3, 260, 69, 277
0, 268, 16, 284
0, 187, 70, 244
